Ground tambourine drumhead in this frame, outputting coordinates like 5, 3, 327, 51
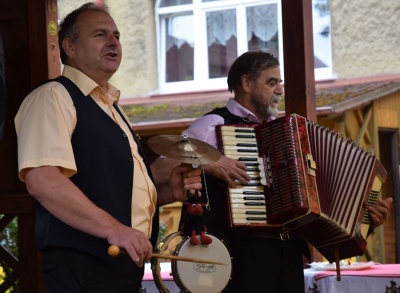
172, 234, 232, 293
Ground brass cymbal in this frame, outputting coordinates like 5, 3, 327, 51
147, 134, 221, 165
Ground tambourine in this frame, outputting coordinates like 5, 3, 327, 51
151, 232, 232, 293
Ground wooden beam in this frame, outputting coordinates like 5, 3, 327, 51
0, 193, 34, 214
45, 0, 61, 78
27, 0, 60, 88
355, 107, 372, 144
281, 0, 317, 122
281, 0, 317, 262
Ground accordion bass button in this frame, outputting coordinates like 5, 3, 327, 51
260, 178, 267, 186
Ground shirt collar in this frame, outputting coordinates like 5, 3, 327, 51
225, 98, 277, 123
62, 65, 121, 104
226, 98, 259, 123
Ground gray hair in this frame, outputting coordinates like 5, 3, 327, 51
227, 51, 280, 93
58, 2, 110, 64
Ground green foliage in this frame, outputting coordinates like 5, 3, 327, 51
0, 216, 18, 256
158, 220, 168, 244
124, 103, 170, 120
122, 101, 226, 123
0, 266, 15, 293
0, 215, 18, 292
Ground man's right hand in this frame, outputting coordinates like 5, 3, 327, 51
204, 155, 251, 188
107, 225, 153, 268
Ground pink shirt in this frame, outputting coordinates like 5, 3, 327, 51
183, 98, 260, 148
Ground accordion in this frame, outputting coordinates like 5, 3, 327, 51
216, 114, 387, 264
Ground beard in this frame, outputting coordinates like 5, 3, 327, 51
251, 94, 280, 121
265, 95, 280, 118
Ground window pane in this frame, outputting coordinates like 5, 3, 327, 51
160, 0, 192, 8
165, 15, 194, 82
247, 4, 279, 59
313, 0, 331, 68
207, 9, 237, 79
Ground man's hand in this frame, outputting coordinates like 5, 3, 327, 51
25, 166, 154, 267
203, 155, 251, 188
368, 197, 393, 227
107, 225, 153, 267
169, 164, 202, 202
152, 158, 202, 205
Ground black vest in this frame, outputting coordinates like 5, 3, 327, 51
199, 106, 310, 260
205, 106, 256, 125
34, 76, 159, 263
193, 107, 257, 238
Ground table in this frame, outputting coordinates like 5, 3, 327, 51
304, 263, 400, 293
142, 262, 400, 292
142, 262, 179, 293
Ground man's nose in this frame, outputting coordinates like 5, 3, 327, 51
275, 84, 284, 95
107, 34, 120, 46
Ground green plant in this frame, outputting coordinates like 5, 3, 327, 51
0, 216, 18, 256
0, 215, 18, 292
157, 220, 168, 244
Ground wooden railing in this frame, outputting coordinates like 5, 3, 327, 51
0, 193, 41, 293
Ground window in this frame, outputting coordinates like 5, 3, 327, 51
165, 14, 194, 82
156, 0, 331, 94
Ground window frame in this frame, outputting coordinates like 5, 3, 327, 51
155, 0, 332, 94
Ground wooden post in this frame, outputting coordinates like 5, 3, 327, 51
281, 0, 317, 122
281, 0, 319, 263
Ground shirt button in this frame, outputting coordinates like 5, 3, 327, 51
122, 133, 127, 138
128, 157, 133, 162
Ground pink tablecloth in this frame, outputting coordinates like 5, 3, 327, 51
143, 262, 173, 281
142, 262, 179, 292
304, 264, 400, 293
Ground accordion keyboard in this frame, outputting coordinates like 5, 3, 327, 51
219, 125, 267, 225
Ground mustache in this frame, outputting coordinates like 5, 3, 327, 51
270, 95, 281, 104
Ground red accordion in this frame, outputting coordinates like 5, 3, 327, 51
216, 114, 387, 264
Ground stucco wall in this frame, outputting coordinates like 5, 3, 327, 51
107, 0, 158, 98
57, 0, 158, 99
330, 0, 400, 78
58, 1, 400, 99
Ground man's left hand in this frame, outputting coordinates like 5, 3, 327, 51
368, 197, 393, 227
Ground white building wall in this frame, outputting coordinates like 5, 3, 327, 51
107, 0, 158, 98
330, 0, 400, 78
58, 0, 400, 99
57, 0, 158, 99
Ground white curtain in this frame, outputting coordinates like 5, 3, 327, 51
246, 4, 278, 42
166, 15, 194, 51
206, 9, 237, 46
160, 0, 192, 8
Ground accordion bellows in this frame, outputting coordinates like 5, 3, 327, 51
216, 114, 387, 264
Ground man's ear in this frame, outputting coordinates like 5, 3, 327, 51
241, 74, 251, 93
62, 38, 75, 59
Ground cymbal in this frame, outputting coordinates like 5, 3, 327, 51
147, 134, 221, 165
